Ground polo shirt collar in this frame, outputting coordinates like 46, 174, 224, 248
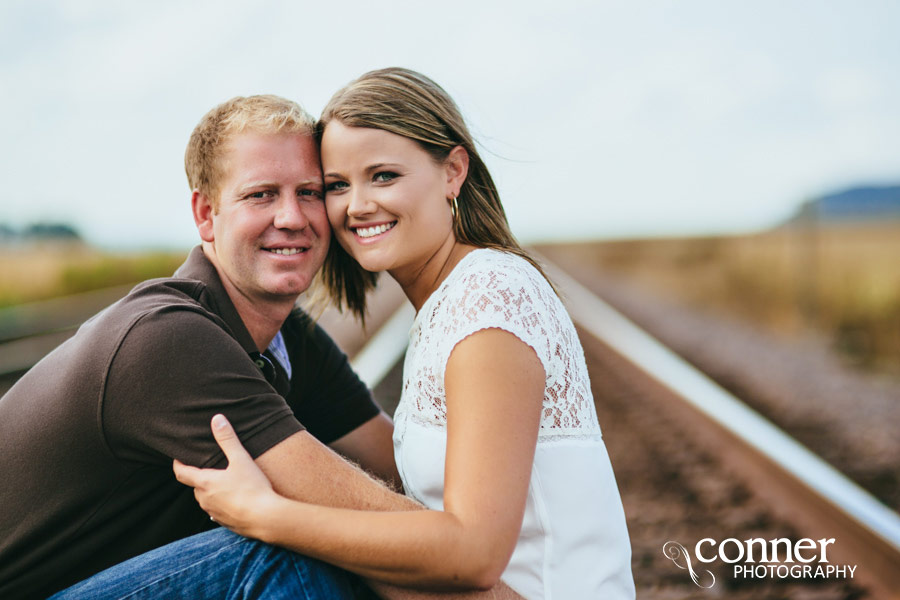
174, 246, 260, 357
173, 246, 292, 395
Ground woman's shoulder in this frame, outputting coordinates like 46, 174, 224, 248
454, 248, 549, 289
443, 248, 558, 315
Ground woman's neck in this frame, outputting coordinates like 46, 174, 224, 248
390, 237, 476, 312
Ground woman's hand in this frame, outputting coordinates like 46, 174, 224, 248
173, 414, 281, 539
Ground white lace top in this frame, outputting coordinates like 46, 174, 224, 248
393, 249, 635, 599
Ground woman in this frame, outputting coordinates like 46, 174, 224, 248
174, 68, 634, 599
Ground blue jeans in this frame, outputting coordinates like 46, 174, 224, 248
50, 528, 363, 599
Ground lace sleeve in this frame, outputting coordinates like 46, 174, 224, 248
435, 263, 552, 381
403, 250, 601, 437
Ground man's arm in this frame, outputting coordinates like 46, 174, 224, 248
256, 429, 410, 511
329, 412, 402, 491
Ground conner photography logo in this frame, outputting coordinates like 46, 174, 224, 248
663, 537, 857, 588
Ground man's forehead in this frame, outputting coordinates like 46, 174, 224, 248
223, 129, 319, 157
218, 131, 322, 177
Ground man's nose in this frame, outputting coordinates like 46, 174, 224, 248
273, 196, 310, 230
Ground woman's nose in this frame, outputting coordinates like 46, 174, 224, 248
347, 189, 376, 217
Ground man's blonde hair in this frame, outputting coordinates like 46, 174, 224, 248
185, 95, 316, 207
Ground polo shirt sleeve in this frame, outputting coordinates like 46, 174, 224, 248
102, 307, 304, 468
283, 312, 380, 444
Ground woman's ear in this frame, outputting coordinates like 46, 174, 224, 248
445, 146, 470, 197
192, 189, 216, 243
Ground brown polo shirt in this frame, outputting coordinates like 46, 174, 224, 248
0, 247, 378, 599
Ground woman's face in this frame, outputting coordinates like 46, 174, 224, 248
321, 120, 456, 275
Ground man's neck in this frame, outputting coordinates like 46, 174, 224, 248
226, 290, 294, 352
202, 244, 296, 352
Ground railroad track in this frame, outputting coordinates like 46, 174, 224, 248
541, 259, 900, 599
2, 261, 899, 599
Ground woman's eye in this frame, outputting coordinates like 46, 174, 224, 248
373, 171, 398, 183
325, 181, 348, 193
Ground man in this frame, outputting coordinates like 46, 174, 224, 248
0, 96, 517, 599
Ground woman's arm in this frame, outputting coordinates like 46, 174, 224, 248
175, 327, 544, 590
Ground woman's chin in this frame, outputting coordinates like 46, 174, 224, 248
347, 253, 389, 274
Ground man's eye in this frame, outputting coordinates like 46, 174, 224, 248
298, 189, 323, 198
248, 191, 274, 199
373, 172, 398, 183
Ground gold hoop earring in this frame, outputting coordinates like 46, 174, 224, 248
449, 195, 459, 220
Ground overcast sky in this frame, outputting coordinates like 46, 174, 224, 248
2, 0, 898, 249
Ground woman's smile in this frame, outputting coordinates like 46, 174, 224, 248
350, 220, 397, 241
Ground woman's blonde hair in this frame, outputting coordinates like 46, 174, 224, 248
317, 67, 553, 321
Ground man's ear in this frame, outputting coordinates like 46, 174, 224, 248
444, 146, 469, 198
191, 189, 216, 243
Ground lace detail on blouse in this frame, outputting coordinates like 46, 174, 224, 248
396, 249, 602, 440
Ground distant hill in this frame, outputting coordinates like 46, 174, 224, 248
789, 185, 900, 224
0, 222, 82, 244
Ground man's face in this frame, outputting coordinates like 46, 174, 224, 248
198, 131, 329, 306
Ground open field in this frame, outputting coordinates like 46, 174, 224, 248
536, 222, 900, 376
3, 224, 898, 374
0, 243, 188, 308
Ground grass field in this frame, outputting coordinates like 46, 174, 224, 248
3, 225, 898, 374
539, 222, 900, 375
0, 242, 188, 307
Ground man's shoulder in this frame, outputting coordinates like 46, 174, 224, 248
91, 276, 212, 330
0, 276, 228, 423
124, 275, 210, 311
55, 275, 226, 368
110, 276, 238, 346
